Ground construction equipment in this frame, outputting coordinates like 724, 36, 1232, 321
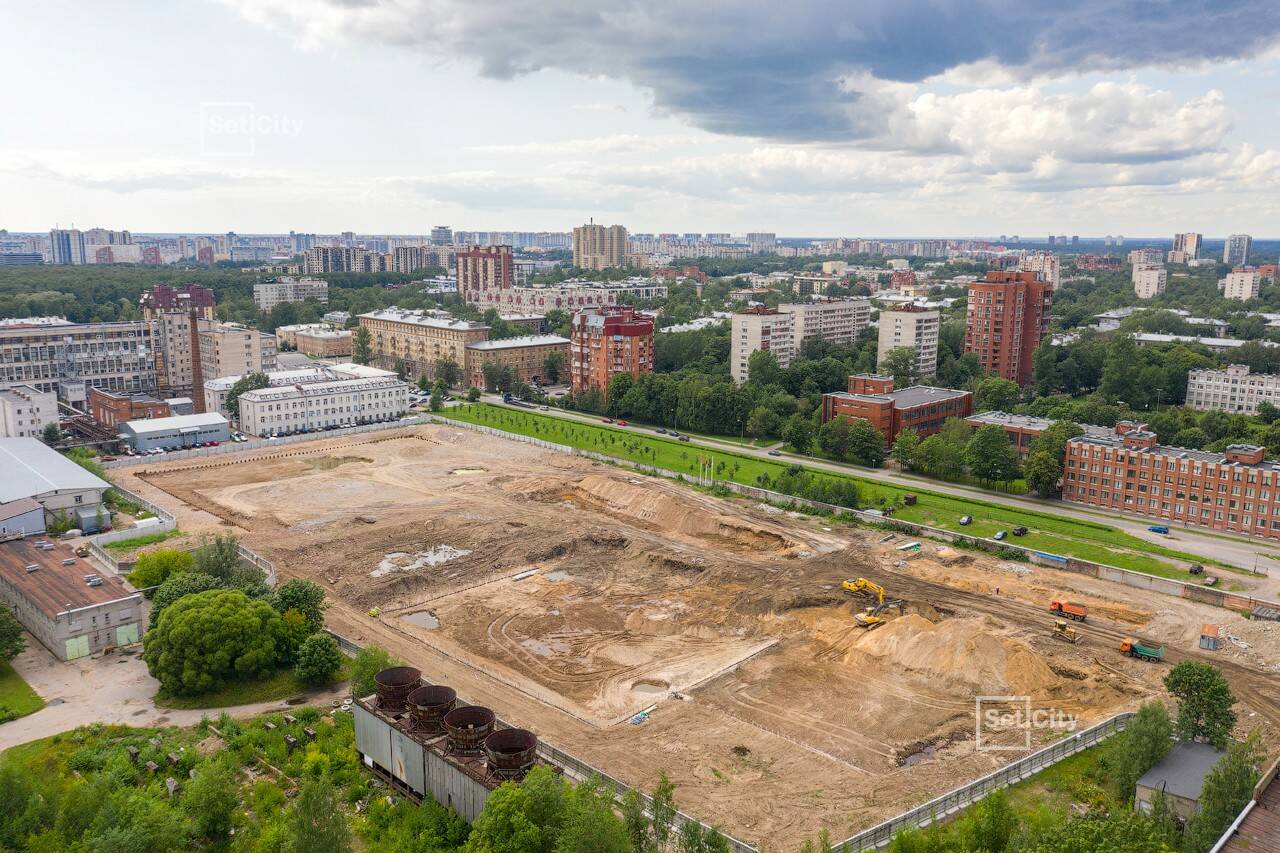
1049, 600, 1088, 622
1051, 620, 1080, 644
1120, 638, 1165, 662
842, 578, 906, 629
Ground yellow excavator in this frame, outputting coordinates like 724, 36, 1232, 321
842, 578, 905, 629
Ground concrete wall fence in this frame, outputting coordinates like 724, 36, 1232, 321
432, 416, 1280, 619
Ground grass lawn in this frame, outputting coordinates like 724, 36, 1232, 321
441, 404, 1229, 582
154, 659, 350, 710
0, 660, 44, 720
102, 529, 181, 552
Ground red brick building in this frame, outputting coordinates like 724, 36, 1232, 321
457, 245, 513, 301
1063, 421, 1280, 539
569, 306, 654, 395
963, 270, 1053, 385
821, 374, 972, 445
88, 387, 170, 428
965, 411, 1111, 458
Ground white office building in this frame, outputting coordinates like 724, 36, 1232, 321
1186, 364, 1280, 415
236, 368, 410, 436
253, 277, 330, 312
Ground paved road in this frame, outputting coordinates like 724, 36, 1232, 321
472, 397, 1280, 598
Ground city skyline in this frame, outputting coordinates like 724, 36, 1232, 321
3, 1, 1280, 235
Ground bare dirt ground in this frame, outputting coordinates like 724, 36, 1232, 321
113, 424, 1280, 848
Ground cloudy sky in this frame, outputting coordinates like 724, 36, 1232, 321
4, 0, 1279, 237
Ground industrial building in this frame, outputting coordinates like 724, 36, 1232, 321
88, 387, 171, 428
0, 536, 143, 660
0, 437, 110, 532
1135, 742, 1225, 823
0, 384, 58, 439
820, 375, 973, 445
118, 412, 230, 452
0, 318, 156, 403
0, 498, 45, 537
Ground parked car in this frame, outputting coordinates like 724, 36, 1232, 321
656, 428, 667, 434
678, 435, 691, 442
993, 530, 1008, 541
669, 431, 680, 437
1203, 576, 1219, 587
1148, 525, 1170, 535
602, 417, 614, 423
768, 450, 781, 457
1189, 564, 1204, 575
959, 515, 973, 525
1012, 526, 1028, 536
617, 420, 628, 426
539, 405, 549, 411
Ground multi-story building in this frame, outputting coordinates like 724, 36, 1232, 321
323, 310, 351, 326
87, 388, 170, 428
792, 273, 844, 296
48, 229, 86, 265
457, 245, 514, 300
1223, 268, 1261, 301
430, 225, 453, 246
877, 305, 940, 378
139, 284, 216, 319
0, 319, 156, 404
572, 222, 629, 271
275, 323, 352, 357
1172, 232, 1203, 260
139, 285, 218, 400
1019, 251, 1061, 289
569, 306, 654, 395
964, 410, 1111, 458
253, 277, 330, 312
745, 233, 778, 253
820, 374, 973, 444
358, 309, 489, 381
781, 300, 870, 345
237, 367, 410, 436
464, 335, 571, 390
1062, 421, 1280, 540
464, 278, 669, 312
1133, 265, 1168, 299
203, 364, 382, 415
1127, 247, 1164, 267
963, 270, 1053, 386
1223, 234, 1252, 267
731, 307, 797, 384
197, 322, 277, 396
0, 385, 58, 438
1185, 364, 1280, 415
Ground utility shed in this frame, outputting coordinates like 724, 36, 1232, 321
0, 498, 45, 537
1136, 741, 1225, 823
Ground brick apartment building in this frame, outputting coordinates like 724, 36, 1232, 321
457, 245, 514, 302
1062, 420, 1280, 539
569, 306, 654, 395
464, 335, 571, 390
88, 387, 170, 428
963, 270, 1053, 385
821, 374, 973, 445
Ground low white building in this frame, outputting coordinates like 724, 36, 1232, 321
237, 369, 410, 437
119, 412, 230, 451
0, 437, 110, 530
0, 384, 58, 439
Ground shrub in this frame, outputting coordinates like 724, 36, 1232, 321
148, 572, 224, 629
128, 548, 195, 594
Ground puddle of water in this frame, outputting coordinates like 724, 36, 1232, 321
404, 611, 440, 629
900, 745, 937, 767
371, 545, 472, 577
450, 467, 488, 475
631, 679, 670, 695
545, 570, 574, 582
520, 637, 570, 657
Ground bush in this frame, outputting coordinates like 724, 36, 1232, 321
349, 645, 397, 698
271, 580, 327, 633
128, 548, 195, 594
143, 589, 288, 696
148, 572, 225, 630
294, 634, 344, 686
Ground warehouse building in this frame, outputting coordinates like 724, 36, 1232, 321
0, 438, 110, 532
118, 412, 230, 452
0, 498, 45, 537
0, 536, 142, 659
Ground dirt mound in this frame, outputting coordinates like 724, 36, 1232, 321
526, 532, 630, 563
852, 615, 1061, 695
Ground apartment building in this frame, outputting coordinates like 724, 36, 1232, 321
1223, 234, 1252, 266
1062, 421, 1280, 540
1186, 364, 1280, 415
569, 306, 654, 395
791, 274, 844, 296
253, 277, 330, 312
877, 305, 940, 378
781, 299, 870, 345
464, 279, 667, 312
1171, 232, 1202, 261
48, 229, 86, 265
963, 270, 1053, 386
139, 285, 217, 399
464, 335, 571, 390
358, 309, 489, 381
292, 326, 352, 357
1019, 251, 1061, 288
391, 245, 454, 274
198, 322, 277, 394
0, 319, 156, 404
820, 374, 973, 444
0, 385, 57, 438
731, 307, 797, 384
457, 245, 513, 299
1133, 265, 1168, 299
572, 222, 629, 270
1127, 248, 1164, 267
236, 368, 409, 436
87, 388, 170, 428
1223, 268, 1261, 301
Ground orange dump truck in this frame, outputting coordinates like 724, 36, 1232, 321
1049, 600, 1088, 622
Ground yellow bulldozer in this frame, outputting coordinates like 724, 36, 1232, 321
1051, 619, 1081, 644
842, 577, 905, 629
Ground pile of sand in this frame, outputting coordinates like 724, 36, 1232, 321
851, 614, 1061, 695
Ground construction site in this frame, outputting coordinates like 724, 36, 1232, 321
114, 423, 1280, 848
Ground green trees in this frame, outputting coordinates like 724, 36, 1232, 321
128, 548, 195, 593
467, 387, 482, 402
880, 346, 920, 388
193, 534, 261, 588
143, 589, 288, 696
1011, 808, 1178, 852
350, 645, 398, 698
1163, 661, 1237, 748
0, 606, 25, 661
285, 775, 352, 853
1113, 701, 1173, 801
294, 634, 344, 686
1024, 451, 1062, 497
352, 326, 372, 365
817, 415, 853, 459
543, 351, 565, 385
463, 765, 566, 853
746, 349, 783, 386
975, 376, 1021, 412
847, 418, 886, 467
272, 579, 327, 633
41, 422, 61, 446
966, 424, 1020, 486
223, 372, 269, 419
782, 412, 816, 453
1184, 732, 1263, 853
435, 357, 462, 387
182, 756, 238, 842
891, 428, 920, 471
745, 406, 780, 440
148, 572, 224, 630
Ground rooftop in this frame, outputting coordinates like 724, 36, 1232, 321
359, 309, 488, 331
0, 537, 138, 618
0, 439, 111, 504
239, 374, 407, 402
1137, 742, 1224, 801
1070, 431, 1280, 467
966, 411, 1112, 438
1133, 333, 1278, 350
829, 385, 971, 409
120, 412, 229, 436
0, 497, 41, 524
466, 334, 570, 351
